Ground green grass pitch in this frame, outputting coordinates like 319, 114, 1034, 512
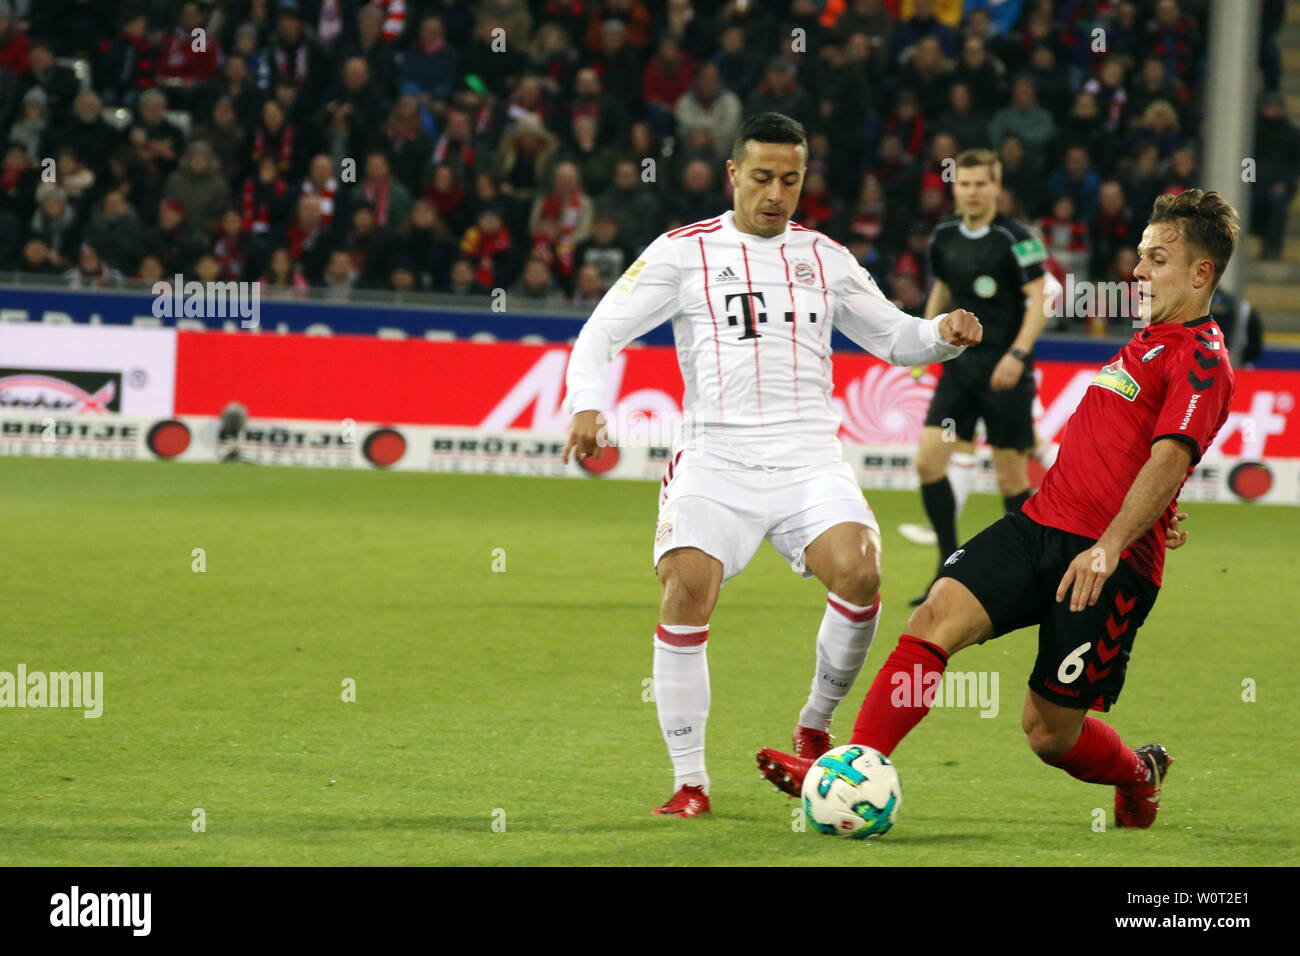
2, 456, 1296, 866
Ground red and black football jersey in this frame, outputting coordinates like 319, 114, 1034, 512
1024, 315, 1235, 586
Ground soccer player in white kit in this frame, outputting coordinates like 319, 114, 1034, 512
561, 113, 983, 816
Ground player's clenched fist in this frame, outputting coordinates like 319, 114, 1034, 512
939, 309, 983, 347
562, 409, 606, 463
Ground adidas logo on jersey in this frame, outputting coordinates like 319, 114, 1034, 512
715, 266, 740, 282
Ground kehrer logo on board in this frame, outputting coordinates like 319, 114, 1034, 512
0, 370, 119, 413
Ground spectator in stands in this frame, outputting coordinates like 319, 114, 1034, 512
495, 114, 558, 230
510, 256, 566, 306
269, 0, 332, 111
380, 95, 431, 195
260, 245, 308, 297
568, 67, 624, 150
1164, 146, 1198, 194
868, 131, 920, 199
165, 141, 231, 235
1046, 145, 1100, 221
590, 18, 644, 110
835, 0, 895, 57
209, 51, 264, 134
446, 257, 489, 295
299, 153, 338, 227
642, 35, 695, 134
997, 133, 1041, 218
334, 5, 396, 105
250, 99, 298, 179
397, 198, 456, 292
211, 209, 250, 281
354, 150, 411, 231
894, 0, 959, 61
1127, 57, 1190, 132
83, 189, 145, 274
933, 82, 989, 151
342, 202, 393, 288
1131, 100, 1182, 161
663, 158, 726, 231
675, 62, 742, 164
880, 87, 926, 159
144, 196, 206, 274
795, 167, 844, 237
48, 92, 120, 185
8, 87, 47, 160
0, 142, 37, 223
745, 59, 813, 130
192, 96, 249, 186
989, 77, 1055, 175
712, 25, 759, 101
240, 154, 293, 236
951, 33, 1005, 117
1090, 180, 1136, 278
897, 35, 952, 118
279, 192, 333, 282
135, 252, 166, 284
529, 160, 592, 287
573, 261, 607, 304
322, 246, 359, 297
1038, 194, 1090, 281
1118, 142, 1165, 223
1083, 59, 1129, 137
557, 113, 614, 200
400, 15, 458, 106
424, 161, 467, 235
20, 235, 62, 275
158, 1, 222, 113
529, 23, 578, 98
0, 1, 29, 78
66, 242, 124, 289
460, 205, 516, 290
29, 185, 77, 268
506, 74, 552, 129
319, 57, 390, 165
95, 10, 156, 110
572, 213, 630, 290
1252, 90, 1300, 261
596, 158, 659, 253
130, 88, 186, 182
430, 108, 480, 190
21, 40, 79, 127
1146, 0, 1200, 87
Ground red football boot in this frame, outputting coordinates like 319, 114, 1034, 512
793, 726, 832, 760
756, 748, 814, 799
651, 784, 710, 817
1115, 744, 1173, 829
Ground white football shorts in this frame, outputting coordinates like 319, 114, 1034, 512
652, 447, 879, 583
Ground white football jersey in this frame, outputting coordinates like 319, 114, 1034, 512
563, 210, 965, 465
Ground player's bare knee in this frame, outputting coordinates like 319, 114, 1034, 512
1024, 724, 1072, 761
657, 560, 716, 624
832, 562, 880, 607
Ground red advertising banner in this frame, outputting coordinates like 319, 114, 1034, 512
175, 332, 1300, 460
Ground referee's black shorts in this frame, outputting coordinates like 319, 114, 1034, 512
923, 365, 1035, 450
937, 511, 1160, 712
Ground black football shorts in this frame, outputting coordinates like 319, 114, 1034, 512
936, 511, 1160, 711
923, 365, 1035, 451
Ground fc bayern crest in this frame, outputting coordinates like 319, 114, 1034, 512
794, 261, 816, 285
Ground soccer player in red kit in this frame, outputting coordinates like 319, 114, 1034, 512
757, 190, 1239, 829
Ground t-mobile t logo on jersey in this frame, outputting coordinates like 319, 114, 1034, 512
50, 886, 151, 936
724, 291, 817, 340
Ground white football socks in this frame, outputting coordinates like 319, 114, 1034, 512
949, 452, 979, 519
653, 624, 711, 793
798, 593, 882, 731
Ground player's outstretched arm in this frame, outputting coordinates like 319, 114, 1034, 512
833, 253, 981, 365
1055, 439, 1194, 611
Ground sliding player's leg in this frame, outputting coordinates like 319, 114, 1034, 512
793, 521, 884, 758
758, 511, 1041, 796
1028, 552, 1169, 828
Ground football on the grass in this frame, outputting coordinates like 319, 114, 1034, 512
802, 744, 901, 839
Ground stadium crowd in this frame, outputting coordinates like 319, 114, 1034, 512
0, 0, 1292, 326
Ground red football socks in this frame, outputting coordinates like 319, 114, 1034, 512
850, 635, 949, 756
1043, 716, 1148, 789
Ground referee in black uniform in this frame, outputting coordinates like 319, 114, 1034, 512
912, 148, 1050, 603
